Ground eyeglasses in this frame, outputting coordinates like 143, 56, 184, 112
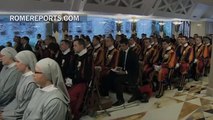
34, 71, 43, 74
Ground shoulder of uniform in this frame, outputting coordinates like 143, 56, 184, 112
96, 47, 102, 51
151, 47, 155, 51
201, 44, 205, 48
169, 49, 175, 53
113, 48, 119, 53
186, 45, 192, 49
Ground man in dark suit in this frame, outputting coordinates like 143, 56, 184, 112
34, 34, 44, 60
107, 38, 139, 106
20, 36, 33, 52
118, 38, 139, 85
13, 36, 22, 53
129, 36, 141, 56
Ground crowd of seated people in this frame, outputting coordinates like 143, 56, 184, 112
0, 32, 212, 120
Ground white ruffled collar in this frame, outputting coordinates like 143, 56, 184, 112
62, 48, 71, 55
166, 46, 171, 51
86, 44, 91, 48
130, 43, 136, 48
108, 45, 114, 51
197, 43, 202, 47
206, 43, 210, 46
147, 45, 152, 49
78, 49, 87, 57
184, 43, 188, 47
94, 44, 101, 49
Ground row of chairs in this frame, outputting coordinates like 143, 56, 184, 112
80, 58, 208, 118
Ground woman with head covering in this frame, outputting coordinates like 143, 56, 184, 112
22, 58, 70, 120
0, 47, 22, 111
0, 45, 5, 71
0, 50, 38, 119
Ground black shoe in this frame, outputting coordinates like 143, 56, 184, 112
155, 94, 163, 98
128, 96, 138, 103
140, 93, 149, 103
193, 76, 199, 81
112, 100, 125, 106
164, 85, 169, 90
178, 87, 183, 91
140, 98, 149, 103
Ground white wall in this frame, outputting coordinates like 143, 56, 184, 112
190, 21, 206, 36
205, 22, 213, 35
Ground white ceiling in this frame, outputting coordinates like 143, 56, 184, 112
0, 0, 213, 21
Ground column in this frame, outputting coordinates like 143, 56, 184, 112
46, 22, 53, 36
115, 20, 122, 35
62, 14, 68, 39
52, 22, 59, 43
190, 21, 206, 36
131, 21, 137, 35
172, 23, 181, 38
159, 21, 165, 38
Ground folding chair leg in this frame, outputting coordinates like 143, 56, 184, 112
96, 83, 111, 116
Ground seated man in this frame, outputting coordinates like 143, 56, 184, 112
20, 36, 33, 52
34, 34, 44, 60
100, 37, 119, 98
129, 36, 141, 56
173, 36, 183, 81
92, 36, 104, 91
84, 35, 94, 56
155, 39, 176, 98
174, 36, 183, 60
140, 38, 155, 83
151, 36, 162, 64
0, 47, 22, 110
48, 42, 62, 65
192, 37, 205, 80
67, 39, 93, 120
176, 36, 194, 91
105, 38, 139, 106
114, 34, 122, 50
92, 36, 104, 67
203, 37, 212, 76
60, 40, 74, 79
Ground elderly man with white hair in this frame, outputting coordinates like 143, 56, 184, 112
0, 47, 22, 110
